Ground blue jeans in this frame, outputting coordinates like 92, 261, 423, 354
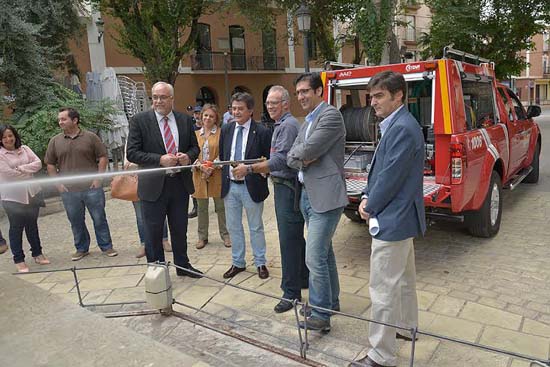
300, 189, 343, 320
2, 200, 42, 263
60, 188, 113, 252
132, 200, 168, 245
274, 181, 308, 300
224, 182, 266, 268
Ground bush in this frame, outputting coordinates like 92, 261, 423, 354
3, 83, 116, 160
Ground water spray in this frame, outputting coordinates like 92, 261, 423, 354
0, 158, 265, 190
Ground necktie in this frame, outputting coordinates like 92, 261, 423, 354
234, 125, 244, 161
162, 116, 177, 154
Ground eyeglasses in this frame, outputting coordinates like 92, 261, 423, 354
265, 100, 282, 106
152, 95, 172, 101
295, 88, 312, 97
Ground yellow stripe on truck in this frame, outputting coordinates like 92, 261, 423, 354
438, 60, 452, 134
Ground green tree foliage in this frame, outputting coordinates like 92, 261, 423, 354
0, 0, 84, 113
0, 0, 114, 159
94, 0, 213, 86
354, 0, 398, 65
15, 85, 115, 160
422, 0, 550, 79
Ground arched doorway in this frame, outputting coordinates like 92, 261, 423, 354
232, 85, 251, 96
196, 86, 216, 106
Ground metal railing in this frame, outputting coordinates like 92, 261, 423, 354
14, 263, 550, 367
190, 52, 285, 71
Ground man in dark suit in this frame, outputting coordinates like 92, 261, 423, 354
126, 81, 202, 278
219, 92, 272, 280
353, 71, 426, 367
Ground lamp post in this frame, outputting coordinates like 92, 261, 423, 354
296, 3, 311, 72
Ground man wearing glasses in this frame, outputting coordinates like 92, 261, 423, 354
287, 73, 348, 332
233, 85, 308, 313
127, 81, 203, 278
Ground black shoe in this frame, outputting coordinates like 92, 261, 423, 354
188, 207, 197, 218
298, 316, 331, 332
257, 265, 269, 279
223, 265, 246, 279
299, 304, 340, 317
274, 299, 296, 313
176, 264, 203, 278
396, 332, 418, 341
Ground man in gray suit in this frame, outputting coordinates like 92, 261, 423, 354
287, 73, 348, 332
354, 71, 426, 367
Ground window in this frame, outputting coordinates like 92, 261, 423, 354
543, 32, 549, 52
229, 25, 246, 70
461, 77, 497, 129
195, 23, 212, 70
405, 15, 416, 41
262, 28, 277, 70
507, 89, 527, 120
308, 35, 317, 60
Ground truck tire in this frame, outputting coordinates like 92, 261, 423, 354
524, 141, 540, 184
344, 208, 364, 223
465, 171, 503, 238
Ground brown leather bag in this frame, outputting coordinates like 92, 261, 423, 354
110, 174, 139, 201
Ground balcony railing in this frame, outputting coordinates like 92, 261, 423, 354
544, 66, 550, 77
190, 52, 285, 71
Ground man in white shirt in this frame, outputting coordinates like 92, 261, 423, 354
218, 93, 272, 280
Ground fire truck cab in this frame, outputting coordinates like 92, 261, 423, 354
325, 48, 542, 237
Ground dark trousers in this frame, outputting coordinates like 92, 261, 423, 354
273, 182, 308, 300
2, 200, 42, 264
141, 176, 190, 267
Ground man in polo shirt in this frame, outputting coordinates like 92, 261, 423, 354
45, 107, 117, 261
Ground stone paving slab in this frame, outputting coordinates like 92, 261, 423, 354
0, 272, 208, 367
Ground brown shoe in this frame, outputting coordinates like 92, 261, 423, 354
0, 243, 8, 254
103, 248, 118, 257
135, 246, 146, 258
196, 239, 208, 249
223, 265, 246, 279
258, 265, 269, 279
223, 237, 231, 248
34, 254, 50, 265
162, 239, 172, 252
71, 251, 89, 261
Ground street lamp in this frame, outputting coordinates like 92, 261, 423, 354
296, 3, 311, 72
96, 18, 105, 43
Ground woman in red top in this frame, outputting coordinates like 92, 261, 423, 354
0, 125, 49, 272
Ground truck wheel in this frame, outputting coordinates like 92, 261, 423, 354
465, 171, 503, 238
344, 209, 364, 223
524, 142, 540, 184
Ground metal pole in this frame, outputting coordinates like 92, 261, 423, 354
303, 31, 310, 73
224, 52, 230, 106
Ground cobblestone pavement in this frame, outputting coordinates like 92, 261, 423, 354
2, 113, 550, 366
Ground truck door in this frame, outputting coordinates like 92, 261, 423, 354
504, 88, 532, 173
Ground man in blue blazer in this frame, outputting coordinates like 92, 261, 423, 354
219, 92, 272, 280
354, 71, 426, 367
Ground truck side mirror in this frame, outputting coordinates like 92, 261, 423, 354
526, 105, 541, 119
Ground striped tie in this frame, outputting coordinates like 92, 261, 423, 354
162, 116, 177, 154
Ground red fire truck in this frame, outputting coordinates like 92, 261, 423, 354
324, 48, 542, 237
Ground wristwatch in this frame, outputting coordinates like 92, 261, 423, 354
247, 165, 253, 174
